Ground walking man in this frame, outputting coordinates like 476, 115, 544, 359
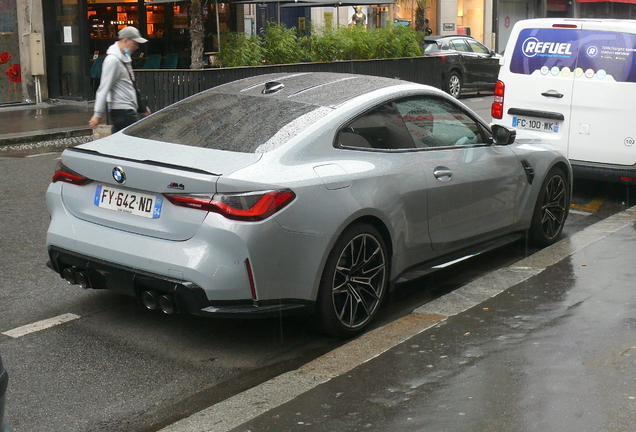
89, 26, 151, 133
424, 19, 433, 36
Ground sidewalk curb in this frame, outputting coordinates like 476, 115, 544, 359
160, 205, 636, 432
0, 127, 94, 146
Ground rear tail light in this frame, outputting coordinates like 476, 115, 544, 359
52, 162, 93, 186
491, 80, 505, 120
164, 189, 296, 222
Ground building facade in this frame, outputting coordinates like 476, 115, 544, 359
5, 0, 636, 104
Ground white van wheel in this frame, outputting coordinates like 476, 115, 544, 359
444, 71, 462, 98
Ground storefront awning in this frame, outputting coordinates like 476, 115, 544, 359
144, 0, 189, 4
234, 0, 394, 4
280, 0, 396, 6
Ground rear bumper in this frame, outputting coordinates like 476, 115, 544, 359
571, 160, 636, 184
47, 247, 313, 317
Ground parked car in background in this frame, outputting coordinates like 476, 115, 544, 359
46, 72, 570, 337
0, 355, 10, 432
422, 35, 501, 97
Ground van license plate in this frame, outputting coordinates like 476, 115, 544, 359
94, 185, 162, 219
512, 117, 559, 133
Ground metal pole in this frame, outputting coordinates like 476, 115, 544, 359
215, 0, 221, 52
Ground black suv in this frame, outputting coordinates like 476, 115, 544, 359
422, 35, 501, 98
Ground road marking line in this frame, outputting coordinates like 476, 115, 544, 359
2, 313, 80, 338
571, 198, 604, 212
569, 209, 593, 216
25, 152, 60, 158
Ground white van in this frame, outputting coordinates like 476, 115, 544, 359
492, 18, 636, 184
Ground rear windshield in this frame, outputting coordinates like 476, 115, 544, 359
510, 28, 636, 83
124, 90, 322, 153
423, 41, 440, 53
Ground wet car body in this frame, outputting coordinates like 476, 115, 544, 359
46, 72, 570, 336
422, 35, 501, 97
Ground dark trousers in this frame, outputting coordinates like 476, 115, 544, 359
109, 109, 139, 133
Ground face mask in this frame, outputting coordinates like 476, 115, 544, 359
124, 47, 131, 56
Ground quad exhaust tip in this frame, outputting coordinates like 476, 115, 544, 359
141, 290, 159, 310
62, 267, 77, 285
141, 290, 176, 315
62, 267, 91, 289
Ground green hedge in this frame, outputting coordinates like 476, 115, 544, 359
218, 23, 424, 67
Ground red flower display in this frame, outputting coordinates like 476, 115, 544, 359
6, 64, 21, 83
0, 52, 11, 65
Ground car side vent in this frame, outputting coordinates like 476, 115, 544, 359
263, 81, 284, 94
520, 159, 535, 184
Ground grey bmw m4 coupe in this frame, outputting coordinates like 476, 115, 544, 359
46, 72, 570, 337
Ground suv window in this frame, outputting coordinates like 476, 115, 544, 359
395, 96, 487, 148
466, 39, 490, 54
450, 39, 470, 52
424, 41, 440, 53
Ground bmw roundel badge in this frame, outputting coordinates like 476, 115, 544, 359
112, 167, 126, 184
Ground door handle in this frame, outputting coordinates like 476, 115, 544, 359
434, 167, 452, 181
541, 90, 564, 98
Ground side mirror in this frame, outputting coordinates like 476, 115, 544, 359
491, 124, 516, 145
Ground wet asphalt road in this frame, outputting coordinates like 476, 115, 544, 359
1, 95, 636, 432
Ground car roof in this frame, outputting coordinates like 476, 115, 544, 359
211, 72, 413, 108
424, 35, 477, 42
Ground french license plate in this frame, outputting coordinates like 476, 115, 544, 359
94, 185, 162, 219
512, 117, 559, 133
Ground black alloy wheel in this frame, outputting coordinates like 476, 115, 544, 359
316, 224, 388, 337
529, 167, 569, 247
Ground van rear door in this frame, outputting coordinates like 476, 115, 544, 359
568, 21, 636, 167
500, 20, 580, 156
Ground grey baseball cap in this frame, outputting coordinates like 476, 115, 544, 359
118, 26, 148, 43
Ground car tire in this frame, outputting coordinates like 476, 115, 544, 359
529, 167, 569, 247
444, 71, 462, 98
315, 223, 389, 338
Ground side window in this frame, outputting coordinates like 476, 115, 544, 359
395, 96, 486, 148
466, 40, 490, 54
450, 39, 470, 52
424, 42, 440, 54
337, 102, 415, 150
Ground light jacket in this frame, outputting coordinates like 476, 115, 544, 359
93, 41, 138, 118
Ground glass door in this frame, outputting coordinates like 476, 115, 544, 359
44, 0, 90, 100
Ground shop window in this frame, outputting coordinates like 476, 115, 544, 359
173, 5, 188, 31
88, 5, 139, 40
147, 5, 165, 38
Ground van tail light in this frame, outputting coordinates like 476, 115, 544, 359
52, 162, 93, 186
164, 189, 296, 222
491, 80, 505, 120
552, 24, 578, 29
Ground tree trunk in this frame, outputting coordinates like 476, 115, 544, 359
190, 0, 206, 69
415, 1, 427, 33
